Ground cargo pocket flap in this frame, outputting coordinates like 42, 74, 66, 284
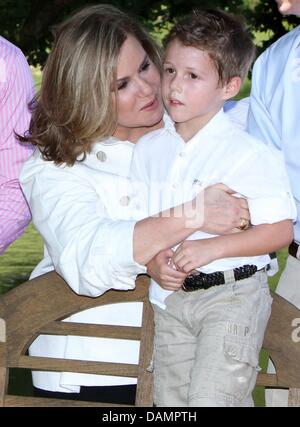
224, 335, 259, 368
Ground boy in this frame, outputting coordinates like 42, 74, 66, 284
131, 9, 296, 406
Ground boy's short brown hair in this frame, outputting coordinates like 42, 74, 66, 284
165, 9, 255, 85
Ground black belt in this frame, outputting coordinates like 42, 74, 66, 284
289, 241, 300, 260
182, 264, 258, 292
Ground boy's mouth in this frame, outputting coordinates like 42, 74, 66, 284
169, 98, 184, 106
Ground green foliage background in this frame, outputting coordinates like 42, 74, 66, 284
0, 0, 299, 66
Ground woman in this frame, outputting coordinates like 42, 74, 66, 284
20, 4, 248, 403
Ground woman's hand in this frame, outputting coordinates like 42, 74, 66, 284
146, 248, 188, 291
202, 184, 250, 235
172, 238, 222, 273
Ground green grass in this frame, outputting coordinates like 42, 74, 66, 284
0, 223, 43, 293
30, 65, 42, 88
237, 77, 251, 99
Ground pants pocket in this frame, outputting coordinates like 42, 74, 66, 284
217, 335, 260, 402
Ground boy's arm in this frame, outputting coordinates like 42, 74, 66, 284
172, 220, 293, 273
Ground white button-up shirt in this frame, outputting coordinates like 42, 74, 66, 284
248, 26, 300, 243
20, 137, 146, 391
131, 110, 296, 309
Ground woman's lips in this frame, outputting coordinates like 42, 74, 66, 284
140, 97, 159, 111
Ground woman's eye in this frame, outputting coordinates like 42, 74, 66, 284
117, 81, 128, 91
140, 61, 150, 72
190, 73, 198, 79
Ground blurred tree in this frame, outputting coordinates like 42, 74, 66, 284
0, 0, 298, 66
246, 0, 299, 55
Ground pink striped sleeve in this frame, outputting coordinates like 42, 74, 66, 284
0, 36, 35, 254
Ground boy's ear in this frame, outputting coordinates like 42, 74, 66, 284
222, 76, 242, 100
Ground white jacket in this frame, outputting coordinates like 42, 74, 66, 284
20, 137, 146, 392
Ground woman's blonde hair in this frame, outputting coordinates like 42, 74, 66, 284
20, 4, 161, 166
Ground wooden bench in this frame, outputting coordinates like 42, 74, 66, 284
0, 271, 154, 407
256, 292, 300, 406
1, 270, 300, 406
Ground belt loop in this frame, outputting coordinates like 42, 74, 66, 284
224, 269, 235, 285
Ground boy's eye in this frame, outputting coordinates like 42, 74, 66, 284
164, 67, 175, 74
190, 73, 199, 79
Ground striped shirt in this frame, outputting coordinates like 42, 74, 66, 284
0, 36, 34, 255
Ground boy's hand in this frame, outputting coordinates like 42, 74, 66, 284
147, 249, 188, 291
172, 239, 222, 273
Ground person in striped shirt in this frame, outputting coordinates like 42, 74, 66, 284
0, 36, 34, 255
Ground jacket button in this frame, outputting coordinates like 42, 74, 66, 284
96, 151, 107, 162
119, 196, 130, 206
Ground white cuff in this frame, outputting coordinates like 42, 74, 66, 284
249, 196, 297, 225
107, 220, 147, 277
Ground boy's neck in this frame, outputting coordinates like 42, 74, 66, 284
175, 108, 222, 142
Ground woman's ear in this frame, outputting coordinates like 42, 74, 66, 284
222, 76, 242, 101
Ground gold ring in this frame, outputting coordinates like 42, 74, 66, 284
238, 218, 249, 231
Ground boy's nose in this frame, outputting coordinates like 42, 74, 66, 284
170, 75, 182, 93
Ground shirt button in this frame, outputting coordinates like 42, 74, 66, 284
179, 152, 186, 157
119, 195, 131, 206
96, 151, 107, 162
172, 183, 179, 189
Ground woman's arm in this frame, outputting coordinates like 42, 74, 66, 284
133, 184, 250, 266
20, 160, 249, 297
22, 160, 239, 297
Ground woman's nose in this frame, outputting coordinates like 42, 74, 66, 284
137, 77, 153, 96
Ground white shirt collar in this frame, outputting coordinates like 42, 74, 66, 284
164, 107, 232, 146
